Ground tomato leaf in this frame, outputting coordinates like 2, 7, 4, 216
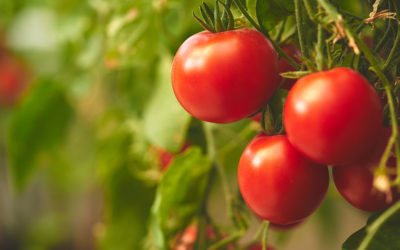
143, 54, 191, 153
255, 0, 294, 30
342, 205, 400, 250
7, 79, 73, 190
97, 116, 156, 250
148, 147, 212, 249
280, 71, 311, 79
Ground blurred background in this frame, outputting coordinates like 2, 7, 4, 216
0, 0, 375, 250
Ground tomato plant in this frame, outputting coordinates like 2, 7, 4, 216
172, 28, 279, 123
238, 134, 329, 225
333, 128, 400, 212
284, 67, 383, 165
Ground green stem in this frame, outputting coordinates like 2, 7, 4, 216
375, 19, 392, 53
202, 122, 233, 220
302, 0, 317, 22
357, 201, 400, 250
295, 0, 307, 60
383, 23, 400, 71
262, 221, 270, 250
316, 24, 324, 71
233, 0, 301, 70
208, 230, 244, 250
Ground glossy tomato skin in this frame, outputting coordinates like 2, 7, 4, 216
238, 134, 329, 225
172, 29, 279, 123
333, 128, 399, 212
279, 44, 301, 90
284, 67, 383, 165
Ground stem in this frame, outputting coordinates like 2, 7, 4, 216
262, 221, 270, 250
316, 24, 324, 71
302, 0, 317, 22
208, 231, 244, 250
375, 19, 392, 53
383, 23, 400, 71
202, 122, 233, 220
295, 0, 307, 60
357, 201, 400, 250
233, 0, 301, 70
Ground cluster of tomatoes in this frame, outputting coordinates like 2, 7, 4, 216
171, 27, 399, 236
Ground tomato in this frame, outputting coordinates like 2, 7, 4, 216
284, 67, 383, 165
278, 43, 302, 90
333, 128, 399, 212
172, 28, 279, 123
238, 134, 329, 225
0, 52, 29, 106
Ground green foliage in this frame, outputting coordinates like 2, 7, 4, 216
246, 0, 294, 30
343, 204, 400, 250
7, 79, 73, 189
143, 55, 191, 153
148, 148, 211, 249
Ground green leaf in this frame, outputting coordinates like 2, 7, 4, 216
255, 0, 294, 30
143, 54, 191, 153
343, 203, 400, 250
280, 71, 311, 79
148, 147, 212, 249
7, 79, 73, 190
97, 113, 156, 250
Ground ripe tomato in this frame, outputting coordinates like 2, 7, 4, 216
0, 52, 29, 106
333, 127, 399, 212
279, 43, 301, 90
284, 67, 383, 165
172, 29, 279, 123
238, 134, 329, 225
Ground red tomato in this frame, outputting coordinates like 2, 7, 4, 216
238, 134, 329, 225
278, 44, 301, 90
284, 67, 383, 165
172, 29, 279, 123
333, 127, 399, 212
0, 52, 29, 106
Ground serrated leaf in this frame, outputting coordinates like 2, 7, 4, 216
148, 147, 212, 249
7, 79, 73, 189
343, 204, 400, 250
143, 54, 191, 153
256, 0, 294, 30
